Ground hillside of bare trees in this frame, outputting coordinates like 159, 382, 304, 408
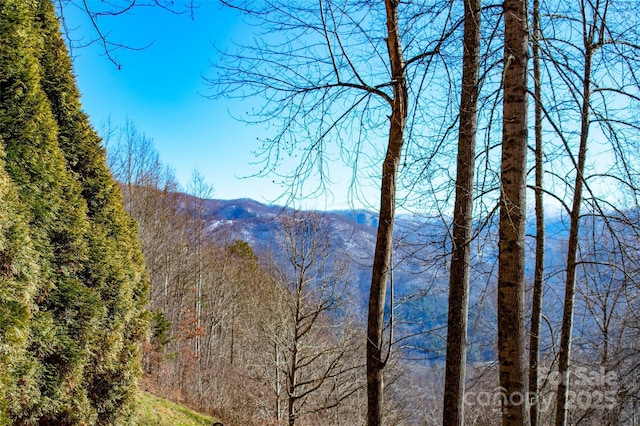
103, 120, 640, 425
1, 0, 639, 424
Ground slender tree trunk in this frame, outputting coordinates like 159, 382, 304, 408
366, 1, 407, 425
498, 0, 530, 424
528, 0, 545, 423
275, 343, 282, 423
554, 35, 593, 426
288, 275, 303, 426
288, 336, 299, 426
442, 0, 481, 424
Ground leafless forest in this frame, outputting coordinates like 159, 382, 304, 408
92, 0, 640, 424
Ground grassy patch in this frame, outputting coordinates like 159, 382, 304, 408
134, 391, 218, 426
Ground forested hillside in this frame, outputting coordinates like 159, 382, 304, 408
206, 0, 640, 424
2, 0, 640, 425
0, 1, 148, 424
104, 121, 640, 425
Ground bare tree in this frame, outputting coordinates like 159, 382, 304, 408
573, 215, 638, 425
185, 170, 214, 396
55, 0, 195, 69
498, 0, 531, 424
208, 2, 457, 423
522, 0, 640, 423
553, 5, 596, 420
365, 2, 409, 424
442, 0, 481, 424
528, 0, 545, 423
264, 211, 362, 425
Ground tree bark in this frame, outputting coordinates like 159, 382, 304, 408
498, 0, 530, 424
442, 0, 481, 424
366, 1, 407, 425
528, 0, 545, 423
554, 28, 593, 426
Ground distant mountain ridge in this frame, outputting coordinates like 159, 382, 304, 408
190, 197, 598, 362
201, 197, 381, 254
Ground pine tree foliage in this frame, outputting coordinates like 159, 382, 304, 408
0, 0, 149, 424
0, 140, 39, 426
34, 2, 149, 423
1, 1, 95, 421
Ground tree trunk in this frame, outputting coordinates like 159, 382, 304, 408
554, 33, 593, 426
498, 0, 530, 424
366, 1, 407, 425
528, 0, 545, 423
442, 0, 481, 424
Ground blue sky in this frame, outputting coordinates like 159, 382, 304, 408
61, 1, 374, 210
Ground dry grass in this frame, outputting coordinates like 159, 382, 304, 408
134, 391, 219, 426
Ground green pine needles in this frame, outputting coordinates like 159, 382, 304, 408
0, 1, 149, 424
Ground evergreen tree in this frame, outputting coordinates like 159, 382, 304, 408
0, 140, 39, 426
0, 1, 98, 422
0, 1, 100, 422
0, 0, 149, 423
34, 2, 149, 423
